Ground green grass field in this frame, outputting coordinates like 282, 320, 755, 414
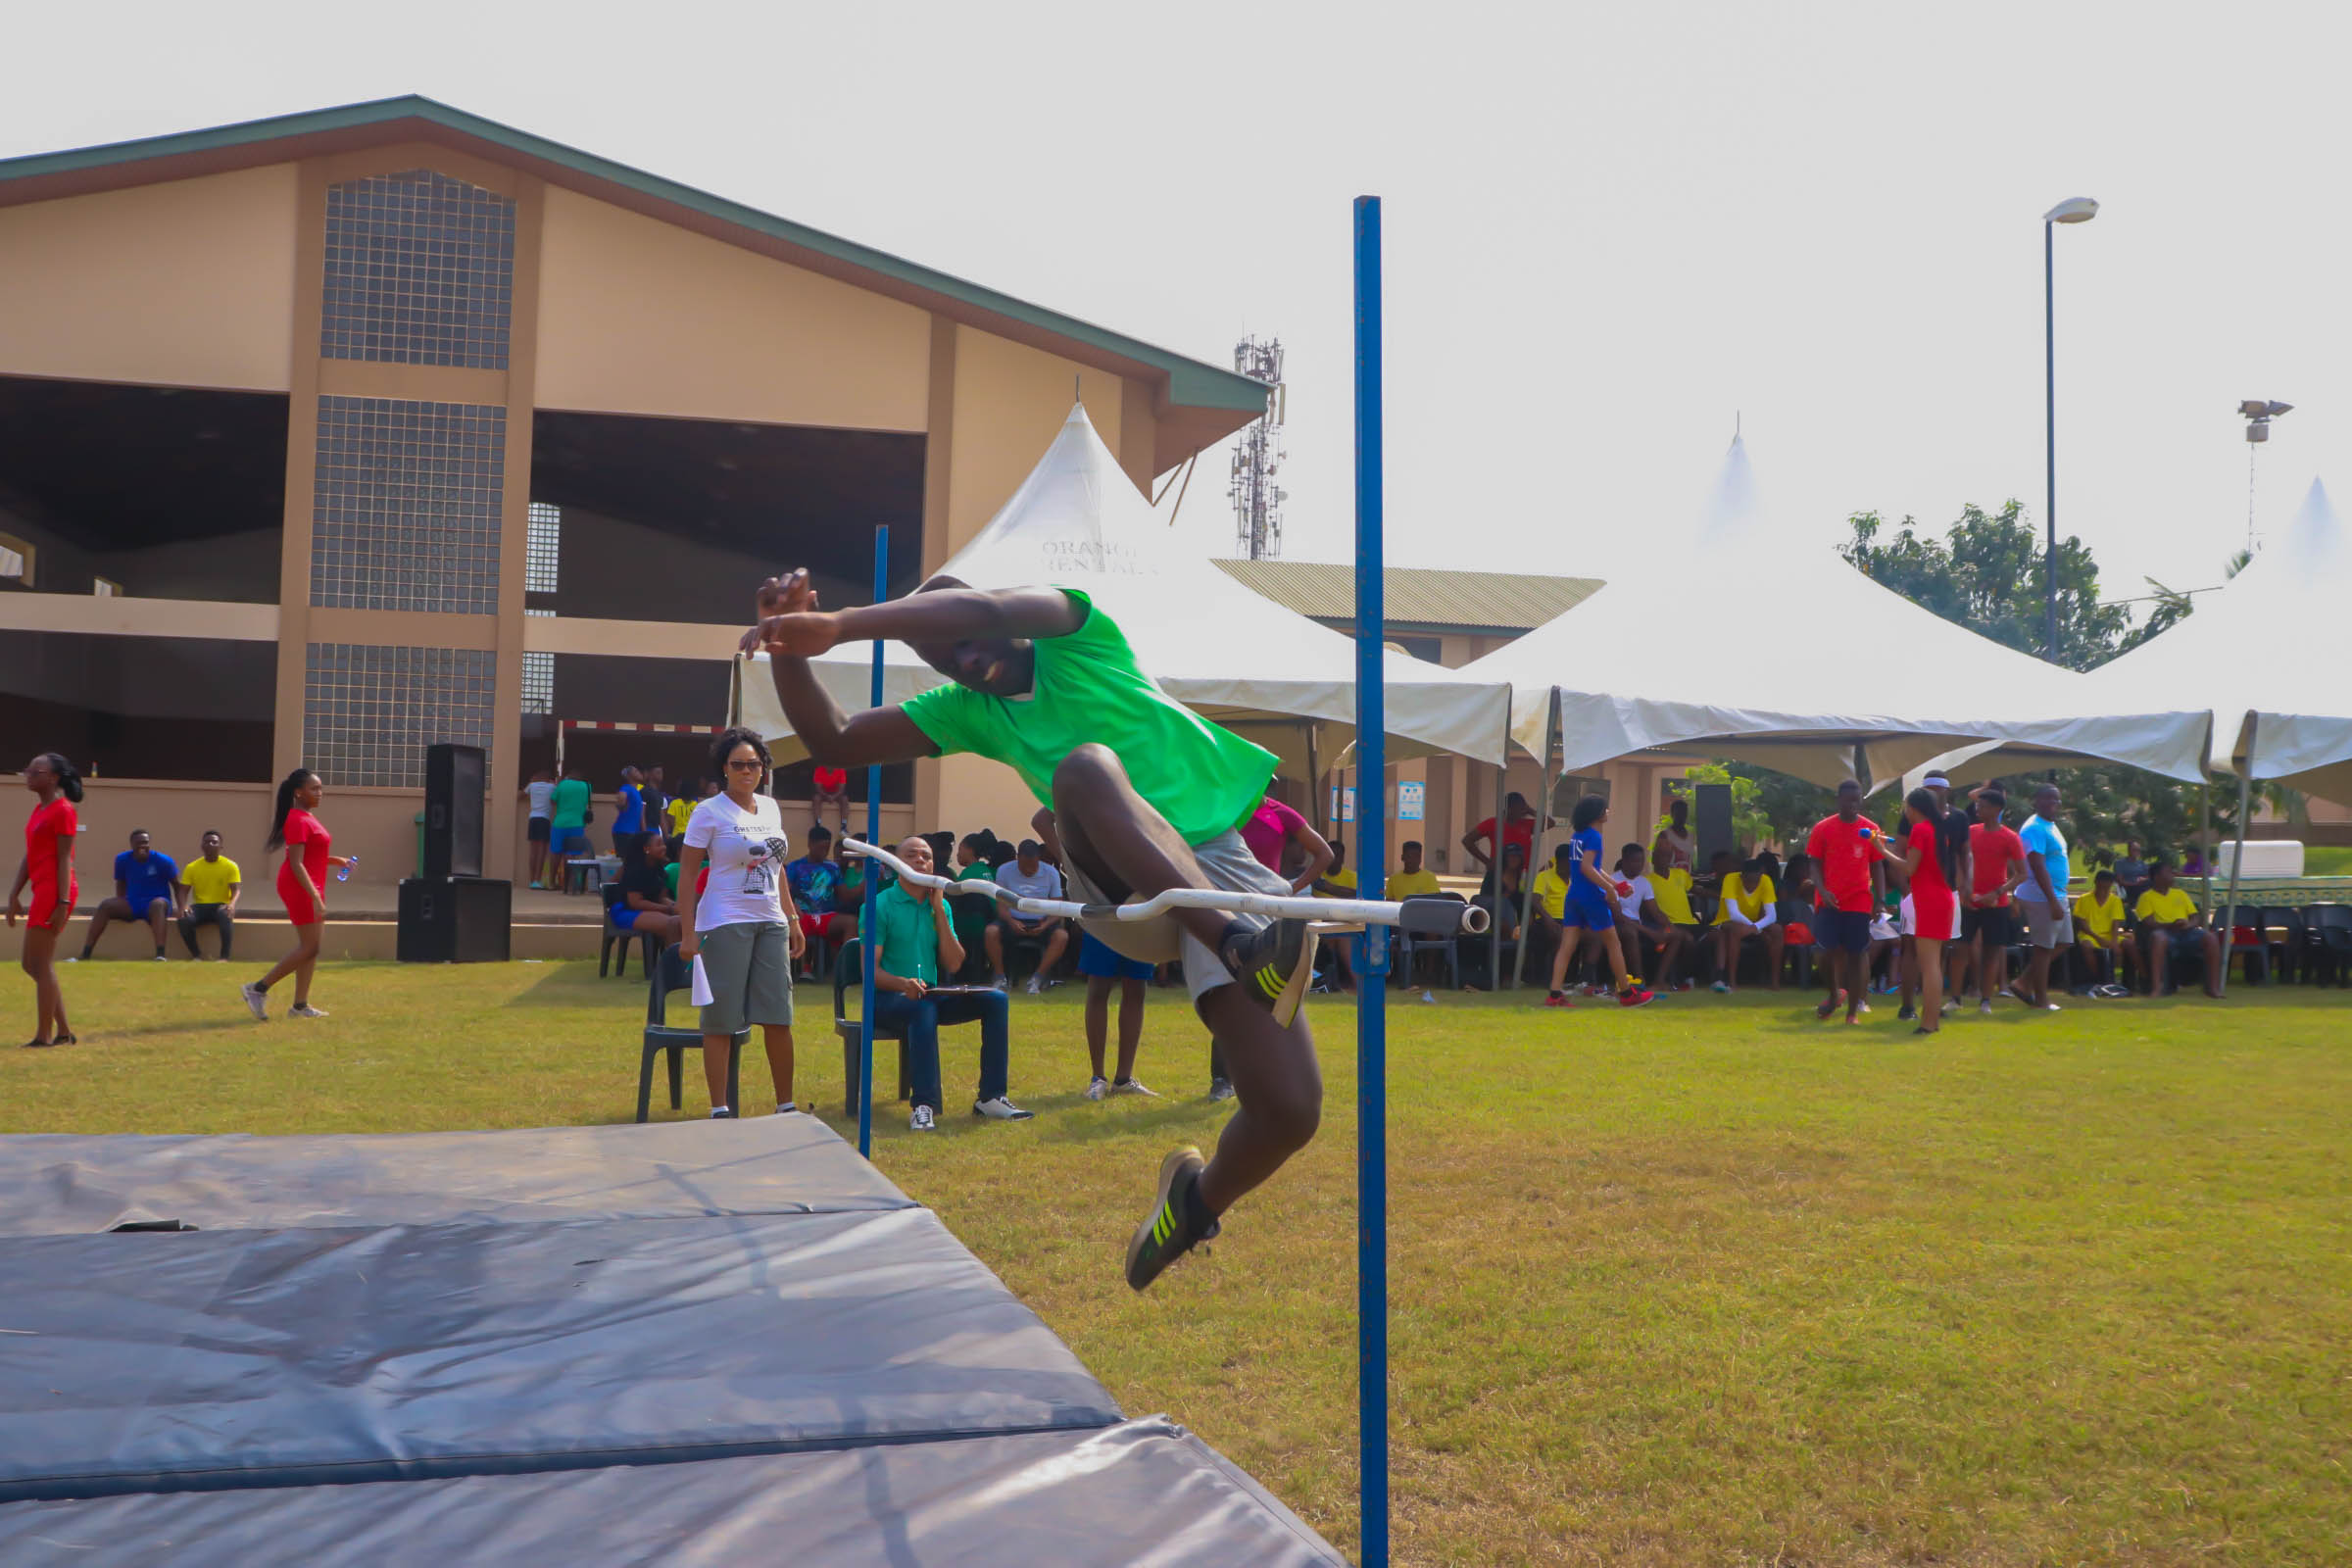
2300, 845, 2352, 876
7, 962, 2349, 1565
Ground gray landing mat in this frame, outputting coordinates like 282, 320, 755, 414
0, 1208, 1120, 1502
0, 1418, 1346, 1567
0, 1115, 908, 1238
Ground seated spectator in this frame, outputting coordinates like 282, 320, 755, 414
987, 838, 1069, 994
1529, 843, 1574, 989
2133, 859, 2221, 998
988, 838, 1017, 874
77, 829, 179, 961
612, 835, 683, 950
1613, 843, 1690, 988
784, 824, 858, 964
810, 764, 851, 828
925, 830, 956, 879
175, 829, 240, 960
1314, 840, 1361, 992
2110, 840, 2150, 909
1710, 857, 1782, 992
1388, 839, 1443, 900
1474, 842, 1526, 942
2180, 846, 2207, 877
2073, 868, 2133, 996
870, 834, 1029, 1129
1644, 849, 1706, 990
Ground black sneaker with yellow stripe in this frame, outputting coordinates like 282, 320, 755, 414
1217, 917, 1319, 1027
1124, 1146, 1220, 1291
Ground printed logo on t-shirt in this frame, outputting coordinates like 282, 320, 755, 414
740, 834, 788, 896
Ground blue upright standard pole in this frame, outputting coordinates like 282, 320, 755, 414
858, 524, 889, 1159
1351, 193, 1390, 1568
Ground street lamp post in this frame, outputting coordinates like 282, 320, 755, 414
2041, 197, 2098, 662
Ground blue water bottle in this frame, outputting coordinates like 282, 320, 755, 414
335, 855, 358, 884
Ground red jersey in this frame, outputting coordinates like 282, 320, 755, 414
811, 766, 849, 796
1908, 820, 1953, 904
1969, 823, 2025, 905
1805, 812, 1886, 913
281, 808, 332, 891
24, 797, 76, 894
1471, 815, 1535, 860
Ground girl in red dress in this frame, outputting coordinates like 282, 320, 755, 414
242, 769, 350, 1021
1892, 787, 1959, 1035
9, 753, 83, 1048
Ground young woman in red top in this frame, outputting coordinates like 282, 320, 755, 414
1891, 786, 1958, 1035
9, 753, 83, 1048
242, 768, 350, 1021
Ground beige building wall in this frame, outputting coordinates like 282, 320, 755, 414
0, 165, 298, 391
533, 187, 930, 431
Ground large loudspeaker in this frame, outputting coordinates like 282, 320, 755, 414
397, 876, 511, 963
1693, 782, 1736, 869
422, 743, 486, 881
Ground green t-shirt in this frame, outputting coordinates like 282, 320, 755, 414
900, 590, 1275, 847
956, 862, 997, 883
551, 776, 591, 832
872, 883, 938, 986
663, 861, 680, 897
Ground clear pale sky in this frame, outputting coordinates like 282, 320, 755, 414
9, 3, 2343, 617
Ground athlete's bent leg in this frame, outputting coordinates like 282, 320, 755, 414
1192, 982, 1321, 1215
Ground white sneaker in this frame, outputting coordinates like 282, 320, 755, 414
1111, 1077, 1158, 1098
774, 1102, 797, 1115
710, 1106, 735, 1119
973, 1096, 1035, 1121
1978, 999, 1993, 1016
1420, 990, 1437, 1004
1207, 1076, 1236, 1102
240, 983, 270, 1021
1084, 1076, 1108, 1102
1023, 975, 1043, 996
287, 1003, 329, 1019
910, 1104, 936, 1131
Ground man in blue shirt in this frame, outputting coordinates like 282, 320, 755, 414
613, 766, 649, 864
2013, 782, 2073, 1012
784, 824, 858, 970
78, 829, 180, 961
870, 834, 1029, 1132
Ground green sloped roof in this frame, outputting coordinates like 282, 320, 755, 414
0, 95, 1270, 419
1213, 559, 1603, 633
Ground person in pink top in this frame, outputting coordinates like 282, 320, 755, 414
1239, 795, 1334, 893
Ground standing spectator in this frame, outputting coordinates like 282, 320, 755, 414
1709, 858, 1782, 992
2012, 783, 2074, 1011
1964, 788, 2028, 1015
1034, 806, 1159, 1100
613, 766, 650, 866
641, 766, 670, 846
1651, 795, 1697, 874
612, 834, 683, 952
677, 728, 804, 1118
1612, 843, 1689, 989
2133, 859, 2220, 997
175, 830, 240, 960
2073, 868, 2133, 996
1462, 791, 1544, 874
1804, 779, 1888, 1025
1388, 840, 1442, 900
1242, 793, 1336, 893
10, 753, 82, 1048
664, 779, 699, 840
869, 833, 1030, 1129
242, 769, 349, 1021
810, 763, 851, 831
784, 823, 858, 962
525, 767, 556, 888
1889, 787, 1959, 1034
77, 828, 179, 961
548, 767, 592, 892
987, 839, 1070, 994
2110, 839, 2151, 909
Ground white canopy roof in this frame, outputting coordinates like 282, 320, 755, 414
2080, 480, 2352, 805
737, 406, 1512, 767
1460, 439, 2214, 788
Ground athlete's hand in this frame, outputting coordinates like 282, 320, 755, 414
742, 570, 841, 658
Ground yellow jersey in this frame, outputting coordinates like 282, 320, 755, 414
1649, 866, 1696, 925
1386, 868, 1443, 900
2134, 887, 2198, 925
2073, 890, 2124, 939
179, 856, 240, 905
1531, 866, 1570, 920
1714, 873, 1776, 925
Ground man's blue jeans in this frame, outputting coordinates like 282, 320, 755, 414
873, 987, 1010, 1110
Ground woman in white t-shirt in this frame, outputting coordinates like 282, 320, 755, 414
525, 768, 557, 889
677, 728, 804, 1118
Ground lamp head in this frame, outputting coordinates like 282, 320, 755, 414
2043, 197, 2100, 224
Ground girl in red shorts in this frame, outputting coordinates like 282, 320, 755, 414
1894, 787, 1958, 1035
9, 753, 83, 1048
242, 769, 349, 1021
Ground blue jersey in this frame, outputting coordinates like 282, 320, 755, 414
116, 850, 178, 910
1566, 827, 1611, 909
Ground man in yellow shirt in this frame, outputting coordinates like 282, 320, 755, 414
175, 829, 241, 960
2072, 868, 2132, 997
1387, 839, 1443, 902
1529, 843, 1576, 994
1644, 857, 1703, 991
2133, 859, 2221, 998
1709, 858, 1782, 993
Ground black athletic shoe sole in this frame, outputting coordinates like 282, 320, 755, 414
1125, 1146, 1217, 1292
1221, 918, 1319, 1027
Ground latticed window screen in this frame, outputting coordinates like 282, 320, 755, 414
311, 397, 505, 613
304, 644, 495, 789
321, 169, 514, 368
526, 503, 561, 594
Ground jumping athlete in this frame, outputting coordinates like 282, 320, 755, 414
749, 569, 1319, 1291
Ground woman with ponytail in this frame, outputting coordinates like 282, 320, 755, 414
241, 769, 349, 1021
9, 753, 82, 1048
1890, 786, 1958, 1035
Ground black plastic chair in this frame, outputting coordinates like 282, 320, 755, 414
1396, 894, 1464, 990
2218, 906, 2271, 986
2305, 905, 2352, 987
833, 938, 912, 1113
2264, 906, 2307, 984
600, 882, 657, 980
635, 944, 745, 1122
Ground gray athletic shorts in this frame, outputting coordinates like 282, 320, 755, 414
2016, 895, 2073, 950
697, 920, 795, 1035
1062, 828, 1292, 1004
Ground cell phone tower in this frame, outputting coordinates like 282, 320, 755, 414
1229, 336, 1287, 560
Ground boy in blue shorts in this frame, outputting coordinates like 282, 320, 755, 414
1077, 930, 1156, 1101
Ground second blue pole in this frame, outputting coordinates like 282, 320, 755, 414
1352, 193, 1390, 1568
858, 523, 888, 1160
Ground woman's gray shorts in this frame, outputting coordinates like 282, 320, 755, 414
698, 920, 795, 1035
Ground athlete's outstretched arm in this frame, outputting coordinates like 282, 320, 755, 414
747, 571, 941, 769
750, 569, 1082, 658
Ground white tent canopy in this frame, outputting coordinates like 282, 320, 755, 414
737, 405, 1512, 768
2079, 479, 2352, 806
1460, 439, 2214, 788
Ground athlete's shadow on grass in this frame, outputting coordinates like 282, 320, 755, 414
94, 1017, 248, 1040
502, 959, 646, 1007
